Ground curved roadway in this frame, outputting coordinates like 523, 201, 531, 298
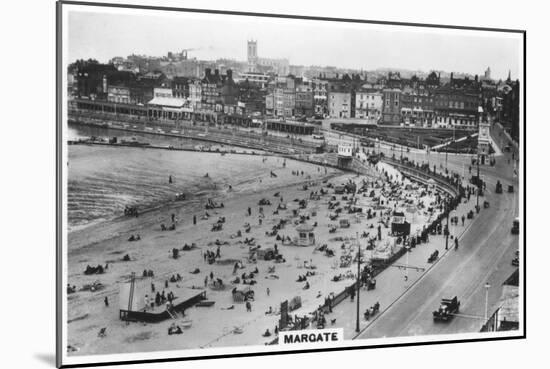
356, 133, 520, 339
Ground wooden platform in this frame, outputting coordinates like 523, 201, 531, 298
119, 291, 206, 323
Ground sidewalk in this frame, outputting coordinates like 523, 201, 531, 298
324, 193, 480, 340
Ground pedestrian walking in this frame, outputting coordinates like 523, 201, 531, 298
246, 301, 252, 312
248, 207, 251, 216
151, 282, 155, 292
266, 287, 270, 296
193, 215, 197, 225
461, 215, 465, 226
104, 296, 109, 307
454, 237, 459, 251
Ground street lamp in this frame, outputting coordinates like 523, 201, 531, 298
355, 232, 361, 333
404, 244, 411, 287
445, 139, 448, 170
445, 199, 450, 250
484, 283, 491, 321
476, 152, 481, 212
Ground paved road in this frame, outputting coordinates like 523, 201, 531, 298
356, 130, 520, 339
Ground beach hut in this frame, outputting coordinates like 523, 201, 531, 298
391, 211, 411, 236
295, 223, 316, 246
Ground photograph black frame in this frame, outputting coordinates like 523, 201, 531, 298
56, 1, 527, 367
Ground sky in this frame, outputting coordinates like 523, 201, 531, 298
67, 9, 522, 80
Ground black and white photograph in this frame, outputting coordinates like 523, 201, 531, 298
56, 1, 524, 367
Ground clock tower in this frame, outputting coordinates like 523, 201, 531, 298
477, 107, 491, 165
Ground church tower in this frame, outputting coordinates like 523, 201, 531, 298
247, 40, 257, 64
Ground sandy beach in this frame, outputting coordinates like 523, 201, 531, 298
66, 147, 444, 356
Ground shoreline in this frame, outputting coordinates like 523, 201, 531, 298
66, 156, 451, 356
65, 126, 466, 357
67, 150, 342, 252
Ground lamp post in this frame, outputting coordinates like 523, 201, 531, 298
355, 232, 361, 333
476, 152, 481, 212
404, 244, 411, 288
476, 106, 483, 213
445, 139, 448, 170
484, 283, 491, 321
445, 199, 450, 250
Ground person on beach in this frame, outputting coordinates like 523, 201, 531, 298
455, 237, 459, 251
204, 276, 208, 287
267, 287, 270, 296
248, 207, 252, 216
104, 297, 109, 307
193, 215, 197, 225
461, 215, 465, 226
246, 301, 252, 312
144, 295, 149, 312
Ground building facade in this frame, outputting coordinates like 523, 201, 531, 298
355, 89, 383, 122
329, 91, 352, 118
382, 89, 402, 125
433, 88, 480, 129
400, 87, 435, 127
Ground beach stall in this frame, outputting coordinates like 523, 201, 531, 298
294, 223, 316, 246
391, 211, 411, 236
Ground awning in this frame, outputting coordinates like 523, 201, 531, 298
147, 97, 186, 108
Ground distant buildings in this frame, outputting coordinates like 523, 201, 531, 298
355, 89, 383, 122
328, 90, 352, 119
238, 72, 271, 88
69, 45, 519, 134
247, 40, 289, 76
382, 89, 402, 125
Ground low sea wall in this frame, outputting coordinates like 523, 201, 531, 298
68, 110, 322, 155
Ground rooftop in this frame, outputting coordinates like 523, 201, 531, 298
147, 97, 186, 108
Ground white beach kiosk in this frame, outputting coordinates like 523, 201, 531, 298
294, 223, 316, 246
